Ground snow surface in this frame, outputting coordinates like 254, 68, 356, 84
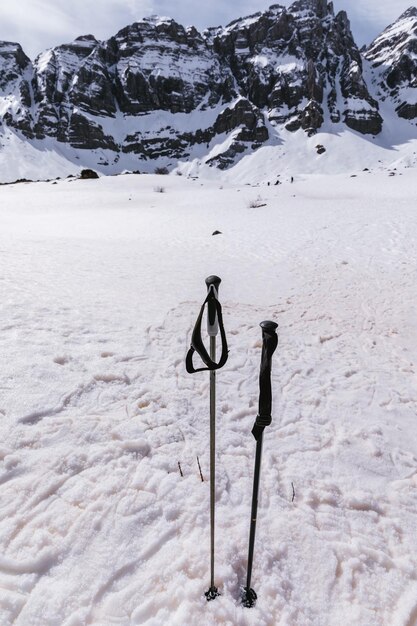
1, 170, 417, 625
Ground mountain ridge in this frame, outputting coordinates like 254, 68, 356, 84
0, 1, 416, 180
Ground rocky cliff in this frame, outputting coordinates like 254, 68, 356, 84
0, 1, 416, 173
209, 0, 382, 135
0, 42, 35, 137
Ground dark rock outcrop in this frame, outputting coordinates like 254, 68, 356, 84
121, 97, 268, 165
0, 42, 35, 137
210, 0, 381, 135
109, 17, 236, 115
80, 168, 99, 179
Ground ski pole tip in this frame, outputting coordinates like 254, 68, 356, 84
205, 586, 220, 601
242, 587, 257, 608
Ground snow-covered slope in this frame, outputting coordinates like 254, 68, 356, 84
2, 172, 417, 624
364, 7, 417, 120
2, 118, 417, 185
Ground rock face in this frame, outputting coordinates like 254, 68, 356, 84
364, 8, 417, 121
28, 17, 255, 162
109, 18, 236, 115
0, 42, 35, 137
0, 3, 415, 171
210, 0, 382, 135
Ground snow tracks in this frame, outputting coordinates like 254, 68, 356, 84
2, 284, 417, 625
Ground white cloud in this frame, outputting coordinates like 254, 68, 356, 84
0, 0, 413, 58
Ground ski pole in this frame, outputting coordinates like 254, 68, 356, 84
185, 276, 228, 601
242, 320, 278, 608
206, 275, 220, 601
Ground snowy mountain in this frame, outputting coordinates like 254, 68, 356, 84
209, 0, 381, 136
0, 42, 34, 137
364, 7, 417, 121
0, 0, 416, 180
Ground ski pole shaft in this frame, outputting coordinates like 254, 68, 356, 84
205, 276, 221, 601
246, 431, 264, 593
209, 336, 216, 590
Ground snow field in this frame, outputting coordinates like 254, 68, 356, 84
1, 172, 417, 624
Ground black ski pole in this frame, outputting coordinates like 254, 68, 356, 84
185, 276, 228, 601
242, 320, 278, 608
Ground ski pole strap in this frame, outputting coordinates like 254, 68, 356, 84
252, 321, 278, 441
186, 288, 228, 373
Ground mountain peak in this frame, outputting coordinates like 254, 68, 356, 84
397, 6, 417, 20
142, 15, 176, 26
288, 0, 331, 19
0, 41, 25, 53
0, 41, 31, 70
74, 34, 98, 43
366, 4, 417, 54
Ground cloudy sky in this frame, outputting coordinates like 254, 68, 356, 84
0, 0, 413, 59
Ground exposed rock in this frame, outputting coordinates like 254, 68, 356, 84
0, 42, 35, 137
214, 98, 268, 142
122, 97, 268, 165
396, 102, 417, 119
211, 0, 381, 135
32, 36, 103, 139
344, 108, 382, 135
300, 100, 324, 136
79, 169, 99, 179
66, 112, 119, 151
109, 17, 236, 115
206, 140, 247, 169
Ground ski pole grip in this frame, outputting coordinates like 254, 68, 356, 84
252, 320, 278, 441
205, 275, 221, 337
